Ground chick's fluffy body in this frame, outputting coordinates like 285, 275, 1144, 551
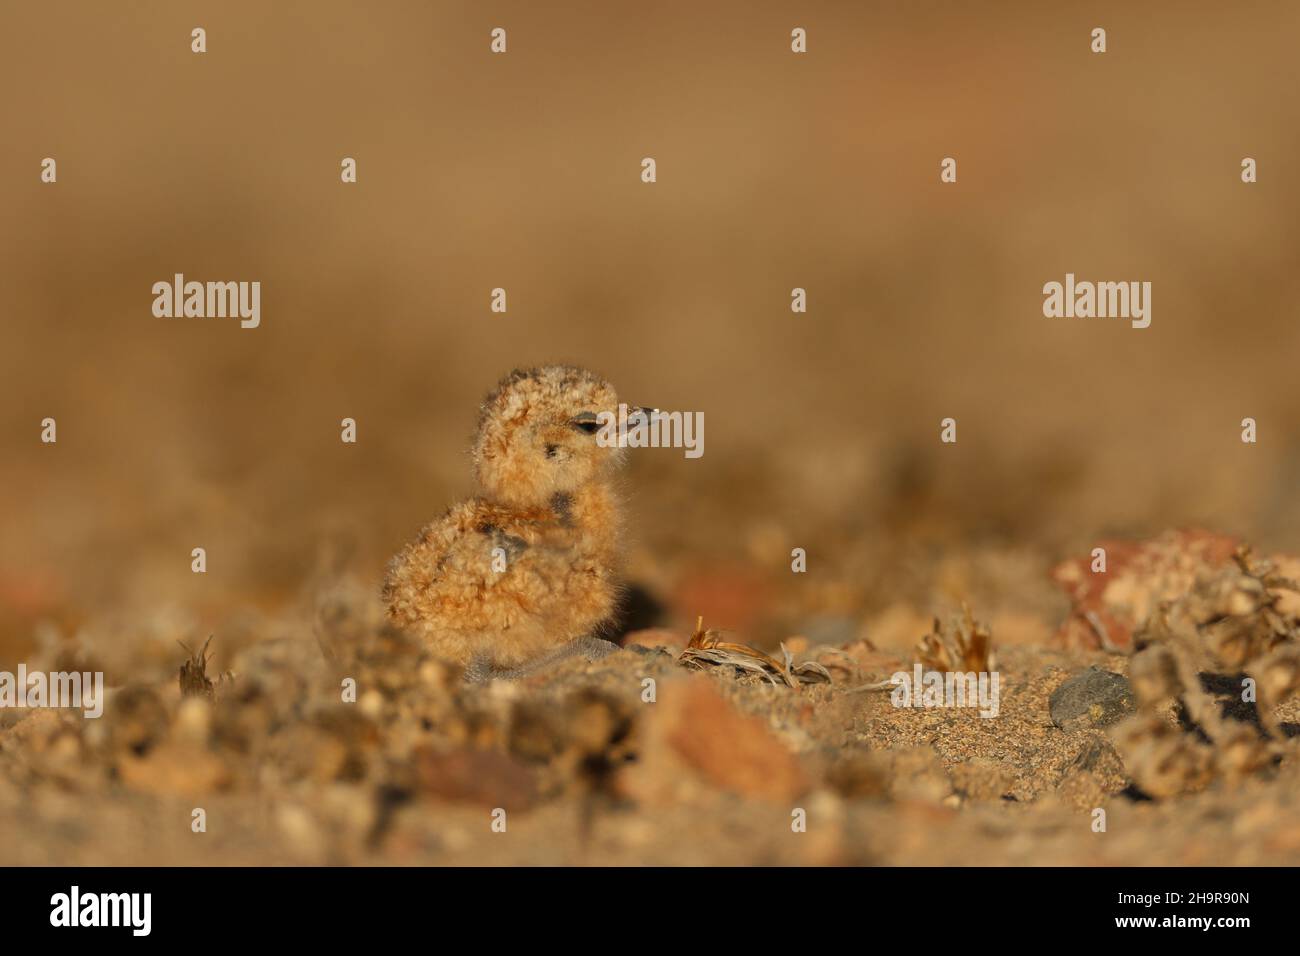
383, 367, 624, 668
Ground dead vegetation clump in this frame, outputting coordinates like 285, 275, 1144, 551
178, 636, 219, 700
677, 617, 832, 687
1113, 547, 1300, 798
916, 605, 997, 674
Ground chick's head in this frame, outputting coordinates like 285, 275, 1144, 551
473, 366, 623, 507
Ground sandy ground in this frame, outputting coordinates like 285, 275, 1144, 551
2, 546, 1298, 867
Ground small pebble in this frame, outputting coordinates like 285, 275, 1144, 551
1049, 666, 1135, 731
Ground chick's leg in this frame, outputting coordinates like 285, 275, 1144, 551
463, 636, 620, 683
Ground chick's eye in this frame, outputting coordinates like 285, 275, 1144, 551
571, 413, 600, 434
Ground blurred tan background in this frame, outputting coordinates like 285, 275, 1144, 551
3, 1, 1299, 665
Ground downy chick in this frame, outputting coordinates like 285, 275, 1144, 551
383, 366, 629, 680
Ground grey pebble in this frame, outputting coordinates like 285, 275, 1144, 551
1050, 666, 1136, 731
